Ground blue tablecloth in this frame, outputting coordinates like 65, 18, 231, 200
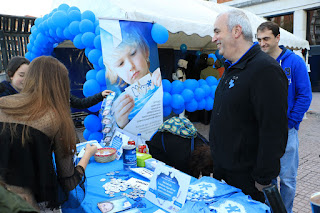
61, 157, 270, 213
62, 157, 173, 213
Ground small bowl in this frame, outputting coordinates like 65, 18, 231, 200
94, 148, 117, 163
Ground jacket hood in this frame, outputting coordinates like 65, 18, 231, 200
278, 45, 294, 62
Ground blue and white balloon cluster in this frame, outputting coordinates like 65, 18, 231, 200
25, 4, 106, 113
162, 76, 218, 116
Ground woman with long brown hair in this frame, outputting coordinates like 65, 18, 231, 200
0, 56, 97, 210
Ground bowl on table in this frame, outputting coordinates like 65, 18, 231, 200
94, 147, 117, 163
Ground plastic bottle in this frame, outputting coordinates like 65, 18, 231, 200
136, 133, 148, 153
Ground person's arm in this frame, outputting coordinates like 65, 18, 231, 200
70, 90, 113, 109
251, 63, 288, 186
53, 135, 97, 191
287, 56, 312, 129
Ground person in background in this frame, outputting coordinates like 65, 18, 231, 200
0, 56, 97, 210
0, 56, 29, 97
215, 59, 225, 78
0, 56, 112, 109
200, 57, 220, 80
257, 21, 312, 213
209, 10, 288, 202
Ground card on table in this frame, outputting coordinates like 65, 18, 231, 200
97, 196, 131, 213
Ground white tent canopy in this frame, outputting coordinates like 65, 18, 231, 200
52, 0, 310, 51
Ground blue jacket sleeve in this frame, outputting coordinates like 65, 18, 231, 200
288, 55, 312, 129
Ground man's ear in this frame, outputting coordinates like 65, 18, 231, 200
233, 25, 242, 39
276, 33, 280, 43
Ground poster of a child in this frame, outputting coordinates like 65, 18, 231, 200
100, 20, 163, 140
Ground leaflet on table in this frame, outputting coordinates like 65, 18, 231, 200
130, 167, 154, 180
125, 177, 149, 191
145, 164, 191, 213
109, 130, 130, 160
74, 140, 102, 163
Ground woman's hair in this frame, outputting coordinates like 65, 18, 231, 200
0, 56, 76, 156
6, 56, 30, 80
104, 30, 150, 85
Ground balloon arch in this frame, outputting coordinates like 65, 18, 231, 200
26, 4, 218, 141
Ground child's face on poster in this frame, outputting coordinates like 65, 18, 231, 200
109, 45, 149, 85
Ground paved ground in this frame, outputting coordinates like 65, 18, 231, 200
194, 92, 320, 212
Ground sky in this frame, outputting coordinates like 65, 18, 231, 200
0, 0, 53, 17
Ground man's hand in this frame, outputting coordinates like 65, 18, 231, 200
255, 181, 272, 192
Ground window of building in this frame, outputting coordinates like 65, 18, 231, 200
307, 8, 320, 45
267, 13, 294, 34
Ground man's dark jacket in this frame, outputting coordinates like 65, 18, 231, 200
209, 43, 288, 185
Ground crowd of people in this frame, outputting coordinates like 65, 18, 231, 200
0, 9, 312, 213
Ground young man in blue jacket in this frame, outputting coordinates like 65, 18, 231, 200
257, 21, 312, 213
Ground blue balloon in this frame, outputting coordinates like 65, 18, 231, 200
58, 3, 70, 12
95, 25, 100, 35
215, 49, 223, 60
68, 21, 80, 35
27, 43, 33, 52
67, 6, 80, 13
151, 23, 169, 44
88, 49, 102, 65
173, 107, 185, 115
162, 79, 172, 93
163, 92, 172, 107
185, 99, 198, 112
171, 94, 184, 109
171, 80, 184, 94
83, 79, 100, 97
198, 99, 206, 110
85, 47, 93, 57
205, 97, 214, 111
83, 129, 91, 141
184, 79, 199, 91
98, 56, 104, 69
96, 69, 106, 86
88, 102, 102, 113
201, 84, 211, 97
210, 85, 217, 98
194, 88, 205, 101
198, 79, 207, 86
79, 19, 95, 33
35, 33, 48, 46
88, 131, 103, 142
84, 114, 102, 132
68, 10, 81, 22
35, 18, 43, 26
86, 69, 97, 80
63, 27, 74, 40
25, 52, 32, 61
180, 44, 187, 53
94, 35, 101, 49
73, 34, 85, 49
81, 32, 95, 48
181, 89, 194, 103
206, 76, 218, 86
163, 106, 172, 117
56, 27, 65, 39
31, 25, 38, 34
52, 11, 69, 28
81, 10, 96, 22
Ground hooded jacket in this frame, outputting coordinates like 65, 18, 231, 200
209, 43, 288, 185
277, 46, 312, 130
